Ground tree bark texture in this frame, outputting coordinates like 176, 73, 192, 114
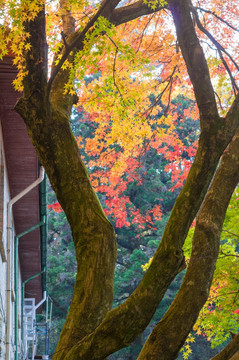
15, 6, 117, 358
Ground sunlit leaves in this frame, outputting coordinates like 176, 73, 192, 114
143, 0, 167, 11
0, 0, 238, 100
0, 27, 8, 59
180, 334, 195, 360
75, 94, 198, 233
0, 0, 44, 90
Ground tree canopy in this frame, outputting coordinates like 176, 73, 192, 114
1, 0, 239, 359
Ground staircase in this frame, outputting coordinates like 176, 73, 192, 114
23, 298, 37, 360
22, 294, 53, 360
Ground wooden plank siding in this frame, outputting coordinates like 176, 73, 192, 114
0, 56, 43, 304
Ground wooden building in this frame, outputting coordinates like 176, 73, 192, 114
0, 55, 48, 360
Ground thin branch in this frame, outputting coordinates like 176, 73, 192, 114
47, 0, 116, 97
222, 229, 239, 239
106, 34, 126, 108
200, 39, 217, 51
164, 72, 174, 116
218, 49, 238, 95
190, 5, 239, 93
142, 83, 168, 118
142, 65, 177, 118
207, 290, 239, 302
50, 296, 68, 316
195, 6, 239, 33
136, 13, 155, 53
144, 16, 161, 53
219, 251, 239, 259
214, 90, 224, 112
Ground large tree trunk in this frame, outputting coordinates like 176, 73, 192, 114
15, 6, 118, 358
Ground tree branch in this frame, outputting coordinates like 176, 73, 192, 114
48, 0, 167, 109
55, 73, 239, 360
60, 0, 75, 36
137, 116, 239, 360
195, 6, 239, 33
48, 10, 239, 353
47, 0, 120, 97
222, 229, 239, 239
142, 65, 177, 119
21, 7, 47, 99
190, 5, 239, 92
168, 0, 219, 127
110, 0, 167, 26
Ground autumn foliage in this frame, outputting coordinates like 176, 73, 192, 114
1, 0, 239, 359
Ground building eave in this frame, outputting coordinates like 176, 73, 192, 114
0, 56, 45, 304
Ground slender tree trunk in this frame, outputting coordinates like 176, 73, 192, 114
137, 127, 239, 359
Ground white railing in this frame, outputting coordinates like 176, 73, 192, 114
23, 298, 37, 360
22, 294, 53, 360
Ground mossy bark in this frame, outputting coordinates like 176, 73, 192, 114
16, 7, 117, 359
16, 94, 118, 357
137, 128, 239, 359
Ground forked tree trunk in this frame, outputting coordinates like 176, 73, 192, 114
14, 1, 239, 359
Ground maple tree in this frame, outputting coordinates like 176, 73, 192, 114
46, 99, 201, 358
1, 0, 239, 359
